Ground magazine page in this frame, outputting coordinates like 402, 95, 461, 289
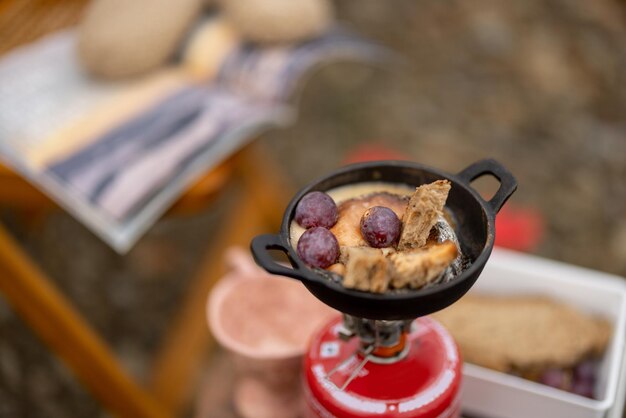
0, 25, 386, 252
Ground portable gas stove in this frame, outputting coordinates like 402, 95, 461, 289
251, 159, 517, 418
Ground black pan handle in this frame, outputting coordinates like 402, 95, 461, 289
457, 158, 517, 213
250, 234, 306, 280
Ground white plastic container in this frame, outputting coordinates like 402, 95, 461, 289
460, 249, 626, 418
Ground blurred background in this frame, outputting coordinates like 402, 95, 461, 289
0, 0, 625, 416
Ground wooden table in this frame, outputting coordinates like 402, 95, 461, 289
0, 143, 291, 417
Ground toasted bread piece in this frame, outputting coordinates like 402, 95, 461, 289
389, 241, 458, 289
331, 192, 408, 248
343, 247, 390, 293
338, 245, 395, 267
432, 295, 612, 371
327, 263, 346, 276
398, 180, 451, 251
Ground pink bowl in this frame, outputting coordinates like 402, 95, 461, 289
207, 248, 336, 360
206, 248, 337, 417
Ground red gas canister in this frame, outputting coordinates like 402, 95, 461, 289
303, 316, 462, 418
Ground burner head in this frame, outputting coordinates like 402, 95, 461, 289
251, 159, 517, 320
337, 315, 413, 362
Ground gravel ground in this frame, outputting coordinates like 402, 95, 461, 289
1, 0, 626, 416
266, 0, 626, 276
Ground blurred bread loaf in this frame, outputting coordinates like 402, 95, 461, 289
433, 295, 611, 372
182, 17, 239, 80
220, 0, 334, 44
78, 0, 203, 78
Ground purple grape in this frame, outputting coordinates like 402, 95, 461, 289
360, 206, 401, 248
572, 360, 597, 398
574, 360, 596, 383
295, 192, 338, 229
571, 379, 595, 398
297, 227, 339, 268
540, 368, 566, 389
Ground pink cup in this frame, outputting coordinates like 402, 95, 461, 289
207, 248, 336, 418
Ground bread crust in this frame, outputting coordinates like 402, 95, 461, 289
342, 247, 390, 293
398, 180, 451, 251
389, 241, 458, 289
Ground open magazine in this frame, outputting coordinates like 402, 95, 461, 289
0, 25, 388, 252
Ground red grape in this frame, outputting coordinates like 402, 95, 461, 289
295, 191, 338, 229
571, 379, 595, 398
540, 368, 566, 389
297, 227, 339, 268
360, 206, 401, 248
574, 360, 596, 383
572, 360, 596, 398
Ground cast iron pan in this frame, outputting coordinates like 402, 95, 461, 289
251, 159, 517, 320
